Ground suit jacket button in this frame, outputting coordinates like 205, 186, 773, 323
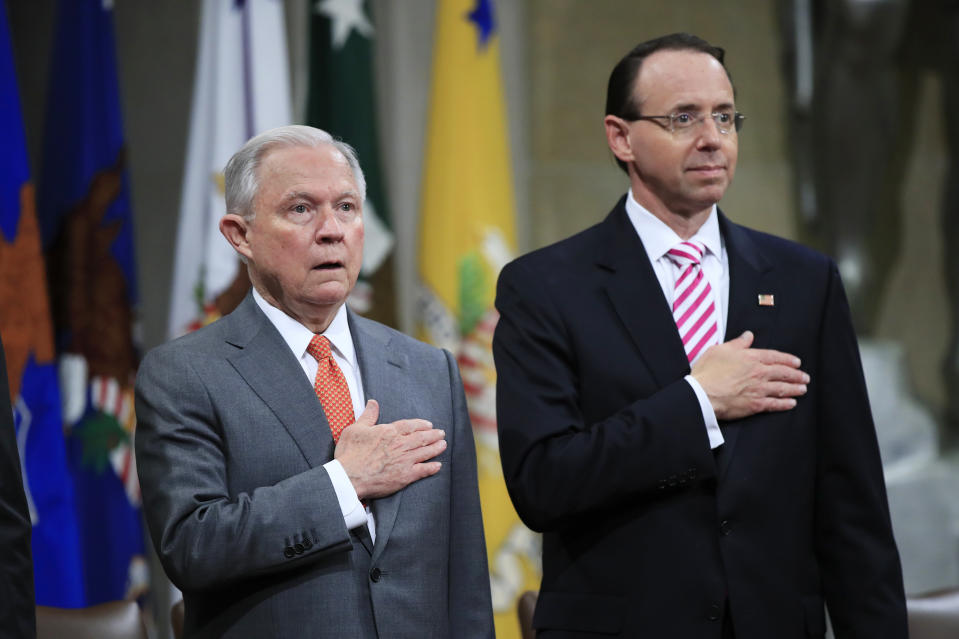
294, 543, 305, 554
283, 546, 295, 558
720, 520, 732, 536
370, 567, 381, 582
303, 538, 313, 550
708, 604, 722, 621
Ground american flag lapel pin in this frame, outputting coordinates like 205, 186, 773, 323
757, 294, 775, 307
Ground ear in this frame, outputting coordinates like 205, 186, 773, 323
219, 214, 255, 262
604, 115, 634, 165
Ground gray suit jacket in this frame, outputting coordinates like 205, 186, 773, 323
135, 295, 493, 638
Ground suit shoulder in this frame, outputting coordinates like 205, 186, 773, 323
734, 223, 834, 270
139, 311, 248, 377
501, 220, 605, 282
350, 315, 449, 361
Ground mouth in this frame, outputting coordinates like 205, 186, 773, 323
687, 165, 727, 180
313, 260, 344, 271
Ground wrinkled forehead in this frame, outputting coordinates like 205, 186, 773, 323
634, 49, 734, 111
260, 145, 355, 185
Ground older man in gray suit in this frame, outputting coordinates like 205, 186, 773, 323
135, 125, 493, 638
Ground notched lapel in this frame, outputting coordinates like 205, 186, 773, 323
721, 215, 778, 344
600, 205, 691, 387
716, 215, 777, 481
225, 299, 334, 469
349, 313, 417, 563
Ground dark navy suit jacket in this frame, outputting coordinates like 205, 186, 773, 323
493, 198, 906, 638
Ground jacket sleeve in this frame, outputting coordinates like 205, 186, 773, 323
811, 264, 907, 638
444, 349, 495, 638
0, 337, 36, 639
134, 344, 353, 591
492, 259, 716, 533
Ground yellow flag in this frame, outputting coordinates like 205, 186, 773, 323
418, 1, 540, 637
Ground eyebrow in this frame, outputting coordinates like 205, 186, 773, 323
282, 191, 316, 204
282, 190, 360, 202
669, 101, 735, 113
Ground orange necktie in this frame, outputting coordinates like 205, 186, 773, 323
307, 334, 355, 442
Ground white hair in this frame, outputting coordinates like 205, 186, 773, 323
223, 124, 367, 220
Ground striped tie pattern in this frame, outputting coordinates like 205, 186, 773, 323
307, 334, 355, 442
667, 240, 719, 363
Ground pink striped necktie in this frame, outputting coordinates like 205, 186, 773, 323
667, 240, 719, 363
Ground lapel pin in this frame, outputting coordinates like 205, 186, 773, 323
757, 294, 775, 307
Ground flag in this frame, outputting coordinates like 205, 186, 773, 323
418, 1, 540, 636
36, 0, 147, 604
307, 0, 396, 324
0, 0, 85, 607
167, 0, 292, 338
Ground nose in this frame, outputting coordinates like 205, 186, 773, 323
695, 116, 723, 150
315, 207, 345, 242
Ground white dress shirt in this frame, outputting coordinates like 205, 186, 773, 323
252, 288, 375, 540
624, 191, 727, 449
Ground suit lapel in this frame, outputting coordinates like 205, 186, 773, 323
349, 312, 413, 563
715, 213, 777, 479
599, 200, 691, 387
598, 204, 780, 481
720, 213, 777, 343
224, 295, 334, 468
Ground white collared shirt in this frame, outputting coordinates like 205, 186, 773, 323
624, 190, 727, 449
252, 288, 375, 541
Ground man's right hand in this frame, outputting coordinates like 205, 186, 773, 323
334, 399, 446, 500
691, 330, 809, 421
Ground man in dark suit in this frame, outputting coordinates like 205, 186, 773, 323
0, 335, 35, 638
493, 33, 906, 638
135, 126, 493, 638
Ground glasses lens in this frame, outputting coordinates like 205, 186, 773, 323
670, 112, 698, 130
710, 111, 737, 133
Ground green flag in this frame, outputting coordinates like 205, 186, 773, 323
307, 0, 395, 326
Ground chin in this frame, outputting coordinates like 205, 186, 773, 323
306, 282, 351, 306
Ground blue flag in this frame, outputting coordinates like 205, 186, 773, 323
0, 0, 86, 607
37, 0, 147, 604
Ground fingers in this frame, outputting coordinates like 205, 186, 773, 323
735, 330, 754, 347
354, 399, 379, 427
392, 418, 435, 435
764, 381, 807, 400
398, 428, 446, 454
408, 438, 447, 462
408, 461, 443, 482
764, 364, 810, 385
750, 348, 801, 369
759, 397, 799, 412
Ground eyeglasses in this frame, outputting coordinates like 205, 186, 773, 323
626, 110, 745, 135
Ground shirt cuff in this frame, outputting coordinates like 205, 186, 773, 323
323, 460, 368, 531
685, 375, 724, 449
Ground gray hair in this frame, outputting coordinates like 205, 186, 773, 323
223, 124, 367, 220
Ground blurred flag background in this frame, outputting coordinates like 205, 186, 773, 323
307, 0, 396, 324
167, 0, 292, 339
0, 0, 85, 608
36, 0, 147, 604
417, 1, 540, 636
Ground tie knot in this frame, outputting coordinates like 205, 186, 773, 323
667, 240, 706, 267
307, 334, 332, 361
